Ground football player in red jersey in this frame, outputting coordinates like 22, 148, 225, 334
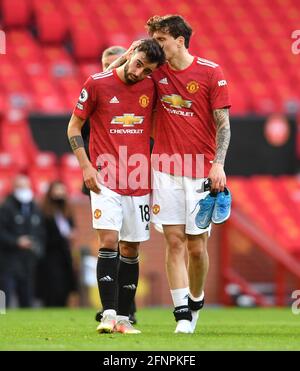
146, 15, 231, 334
81, 46, 127, 197
80, 45, 138, 324
93, 46, 139, 325
67, 39, 165, 334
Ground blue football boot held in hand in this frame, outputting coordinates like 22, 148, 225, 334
211, 187, 232, 224
194, 179, 231, 229
194, 192, 217, 229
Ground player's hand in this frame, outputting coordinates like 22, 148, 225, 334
83, 164, 101, 194
105, 40, 142, 71
207, 163, 226, 192
125, 40, 142, 60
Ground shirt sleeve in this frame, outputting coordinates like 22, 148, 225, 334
73, 76, 97, 120
209, 65, 231, 110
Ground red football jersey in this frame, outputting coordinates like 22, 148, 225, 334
151, 57, 231, 178
73, 69, 156, 196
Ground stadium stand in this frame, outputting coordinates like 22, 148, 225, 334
59, 153, 84, 197
219, 176, 300, 306
0, 152, 17, 197
229, 176, 300, 254
0, 113, 38, 171
1, 0, 32, 28
28, 151, 59, 196
0, 0, 299, 115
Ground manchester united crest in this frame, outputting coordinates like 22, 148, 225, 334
94, 209, 102, 219
139, 94, 150, 108
152, 204, 160, 215
186, 81, 199, 94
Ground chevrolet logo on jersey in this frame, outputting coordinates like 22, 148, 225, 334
111, 114, 144, 127
161, 94, 192, 109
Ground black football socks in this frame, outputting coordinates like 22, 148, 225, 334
97, 248, 118, 311
117, 255, 139, 317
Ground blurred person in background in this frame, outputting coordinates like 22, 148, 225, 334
37, 181, 78, 307
0, 174, 45, 307
101, 46, 127, 71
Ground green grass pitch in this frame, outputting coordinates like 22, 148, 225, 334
0, 307, 299, 351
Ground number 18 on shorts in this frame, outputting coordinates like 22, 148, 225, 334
91, 185, 150, 242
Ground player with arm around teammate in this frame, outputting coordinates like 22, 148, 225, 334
146, 15, 231, 334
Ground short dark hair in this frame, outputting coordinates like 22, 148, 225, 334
135, 38, 166, 67
146, 15, 192, 48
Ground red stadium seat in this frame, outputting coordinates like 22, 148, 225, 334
1, 0, 32, 28
35, 151, 57, 168
33, 0, 67, 44
0, 54, 33, 112
229, 81, 250, 115
78, 63, 101, 82
105, 33, 132, 50
0, 115, 38, 171
7, 31, 42, 63
29, 75, 68, 113
0, 152, 17, 198
57, 76, 82, 109
29, 152, 59, 196
60, 153, 84, 197
70, 21, 102, 61
43, 47, 75, 78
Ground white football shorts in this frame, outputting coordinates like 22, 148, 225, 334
151, 170, 211, 235
90, 185, 150, 242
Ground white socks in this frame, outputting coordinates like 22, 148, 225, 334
189, 291, 204, 303
102, 309, 116, 317
170, 287, 189, 308
171, 288, 205, 307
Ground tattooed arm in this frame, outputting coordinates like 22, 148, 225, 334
105, 54, 127, 71
213, 108, 231, 166
207, 108, 231, 192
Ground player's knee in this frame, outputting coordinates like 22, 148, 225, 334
119, 242, 139, 257
100, 235, 118, 249
166, 233, 186, 255
188, 244, 207, 260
